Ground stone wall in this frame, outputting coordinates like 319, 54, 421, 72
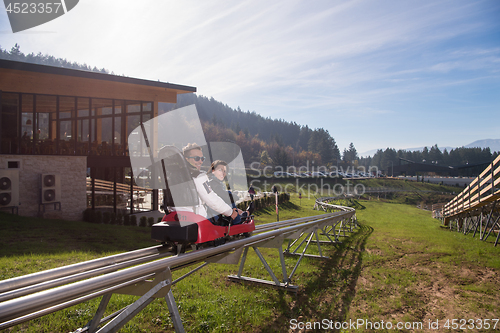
0, 155, 87, 221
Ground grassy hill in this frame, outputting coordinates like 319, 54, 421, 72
1, 194, 498, 332
249, 176, 460, 207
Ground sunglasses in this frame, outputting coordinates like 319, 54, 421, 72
186, 156, 206, 162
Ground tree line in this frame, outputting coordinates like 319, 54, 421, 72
169, 93, 498, 172
0, 43, 110, 74
163, 93, 345, 168
3, 44, 497, 173
359, 144, 498, 173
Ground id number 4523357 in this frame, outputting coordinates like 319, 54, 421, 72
443, 319, 498, 330
6, 2, 62, 14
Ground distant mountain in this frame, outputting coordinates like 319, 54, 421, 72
464, 139, 500, 152
359, 139, 500, 158
359, 146, 455, 157
358, 148, 380, 157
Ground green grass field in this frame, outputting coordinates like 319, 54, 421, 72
347, 201, 500, 332
1, 189, 499, 332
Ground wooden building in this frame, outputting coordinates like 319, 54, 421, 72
0, 59, 196, 220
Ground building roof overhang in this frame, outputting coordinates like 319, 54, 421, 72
0, 59, 196, 103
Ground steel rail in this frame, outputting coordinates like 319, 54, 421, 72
0, 211, 351, 326
0, 244, 165, 294
0, 251, 172, 303
254, 211, 351, 233
230, 200, 357, 293
0, 274, 155, 330
254, 201, 354, 233
315, 197, 356, 211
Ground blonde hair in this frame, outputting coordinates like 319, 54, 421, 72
182, 143, 202, 157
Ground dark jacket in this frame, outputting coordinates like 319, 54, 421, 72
207, 175, 234, 207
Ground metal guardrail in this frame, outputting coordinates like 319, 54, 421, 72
314, 196, 356, 212
229, 202, 357, 290
0, 207, 358, 333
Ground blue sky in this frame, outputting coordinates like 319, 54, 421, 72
1, 0, 499, 155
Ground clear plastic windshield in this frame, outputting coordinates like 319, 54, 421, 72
128, 104, 249, 215
209, 142, 248, 204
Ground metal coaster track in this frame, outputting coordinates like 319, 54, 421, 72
0, 204, 357, 333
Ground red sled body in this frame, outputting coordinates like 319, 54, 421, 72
151, 211, 255, 247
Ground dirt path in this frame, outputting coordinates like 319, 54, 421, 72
347, 237, 500, 332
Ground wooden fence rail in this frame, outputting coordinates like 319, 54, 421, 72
86, 178, 151, 194
443, 155, 500, 220
441, 155, 500, 246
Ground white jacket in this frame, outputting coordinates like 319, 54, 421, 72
170, 172, 233, 218
192, 172, 233, 217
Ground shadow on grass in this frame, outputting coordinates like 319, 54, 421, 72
256, 223, 374, 332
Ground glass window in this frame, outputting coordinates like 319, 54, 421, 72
36, 113, 52, 154
114, 117, 122, 144
77, 98, 90, 117
90, 118, 97, 155
21, 111, 33, 139
114, 117, 122, 156
125, 115, 140, 156
1, 93, 20, 154
36, 113, 49, 140
36, 95, 57, 114
60, 120, 72, 140
99, 117, 113, 143
97, 117, 113, 155
114, 100, 122, 114
21, 94, 34, 138
51, 118, 57, 140
20, 94, 34, 154
35, 95, 56, 154
93, 99, 113, 116
102, 106, 113, 115
126, 115, 141, 138
77, 119, 89, 142
59, 120, 74, 155
59, 96, 75, 119
126, 101, 141, 113
142, 102, 152, 112
77, 119, 89, 155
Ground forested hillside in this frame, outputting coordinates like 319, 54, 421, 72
2, 44, 498, 173
0, 43, 110, 73
360, 144, 498, 172
164, 95, 499, 172
161, 93, 343, 167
